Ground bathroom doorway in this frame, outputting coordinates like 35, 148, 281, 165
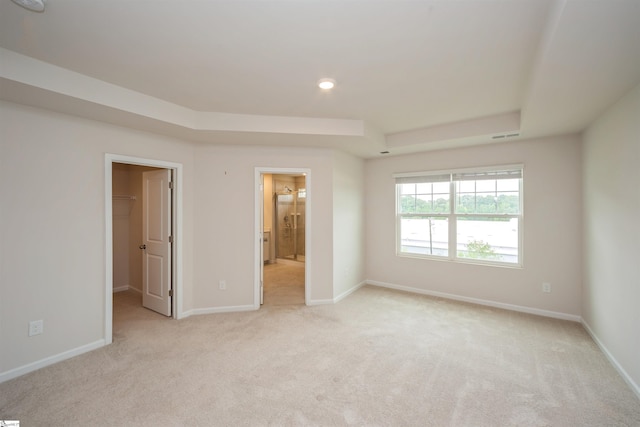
255, 168, 311, 308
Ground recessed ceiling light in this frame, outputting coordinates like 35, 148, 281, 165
318, 78, 336, 90
11, 0, 45, 12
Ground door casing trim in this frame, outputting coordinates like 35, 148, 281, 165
105, 154, 183, 345
254, 167, 311, 308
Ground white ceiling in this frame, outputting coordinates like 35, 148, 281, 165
1, 0, 639, 158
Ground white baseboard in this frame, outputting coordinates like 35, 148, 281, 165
183, 304, 256, 317
0, 339, 106, 384
334, 280, 367, 303
366, 280, 581, 322
581, 319, 640, 400
112, 285, 142, 294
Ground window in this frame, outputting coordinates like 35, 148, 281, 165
395, 166, 522, 266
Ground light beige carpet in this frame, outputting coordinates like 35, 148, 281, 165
1, 286, 639, 426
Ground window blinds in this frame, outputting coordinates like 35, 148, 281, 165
394, 166, 522, 184
453, 169, 522, 181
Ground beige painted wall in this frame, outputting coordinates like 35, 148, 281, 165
0, 101, 196, 375
582, 83, 640, 393
333, 150, 366, 299
191, 144, 336, 307
4, 87, 635, 394
0, 101, 351, 376
364, 135, 583, 316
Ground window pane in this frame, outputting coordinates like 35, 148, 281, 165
456, 180, 520, 215
399, 195, 417, 213
497, 178, 519, 192
432, 195, 450, 213
458, 180, 475, 193
400, 216, 448, 257
416, 195, 432, 213
476, 195, 497, 213
400, 191, 450, 214
416, 182, 431, 194
497, 192, 520, 214
432, 182, 449, 193
456, 217, 519, 263
400, 183, 415, 195
475, 179, 496, 192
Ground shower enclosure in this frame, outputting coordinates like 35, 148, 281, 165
275, 190, 306, 262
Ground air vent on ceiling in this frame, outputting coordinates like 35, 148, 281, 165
492, 133, 520, 140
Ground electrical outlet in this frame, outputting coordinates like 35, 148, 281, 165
29, 320, 44, 336
219, 280, 226, 290
542, 282, 552, 293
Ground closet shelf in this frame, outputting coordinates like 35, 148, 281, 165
112, 195, 136, 200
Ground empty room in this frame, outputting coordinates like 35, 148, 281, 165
1, 0, 639, 425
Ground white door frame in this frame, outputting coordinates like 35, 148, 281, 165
105, 154, 184, 344
254, 167, 311, 308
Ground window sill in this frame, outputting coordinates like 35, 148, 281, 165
397, 252, 523, 269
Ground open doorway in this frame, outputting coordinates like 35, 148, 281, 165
105, 154, 183, 345
255, 167, 311, 308
112, 163, 171, 315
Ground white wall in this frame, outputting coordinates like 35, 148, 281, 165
582, 83, 640, 394
0, 101, 196, 376
0, 100, 352, 378
333, 150, 366, 299
191, 144, 336, 309
365, 135, 583, 317
0, 100, 354, 377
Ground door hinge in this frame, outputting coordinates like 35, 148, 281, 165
169, 235, 173, 243
169, 181, 174, 190
169, 289, 173, 297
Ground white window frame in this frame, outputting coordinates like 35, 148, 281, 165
394, 164, 523, 268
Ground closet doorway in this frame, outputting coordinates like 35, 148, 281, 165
255, 168, 311, 308
105, 154, 183, 345
112, 163, 172, 316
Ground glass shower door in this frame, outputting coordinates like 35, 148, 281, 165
275, 191, 305, 262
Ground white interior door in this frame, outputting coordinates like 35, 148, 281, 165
141, 169, 172, 316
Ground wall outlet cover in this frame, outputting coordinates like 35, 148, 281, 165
29, 320, 44, 336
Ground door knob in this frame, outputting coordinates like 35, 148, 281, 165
139, 244, 146, 250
